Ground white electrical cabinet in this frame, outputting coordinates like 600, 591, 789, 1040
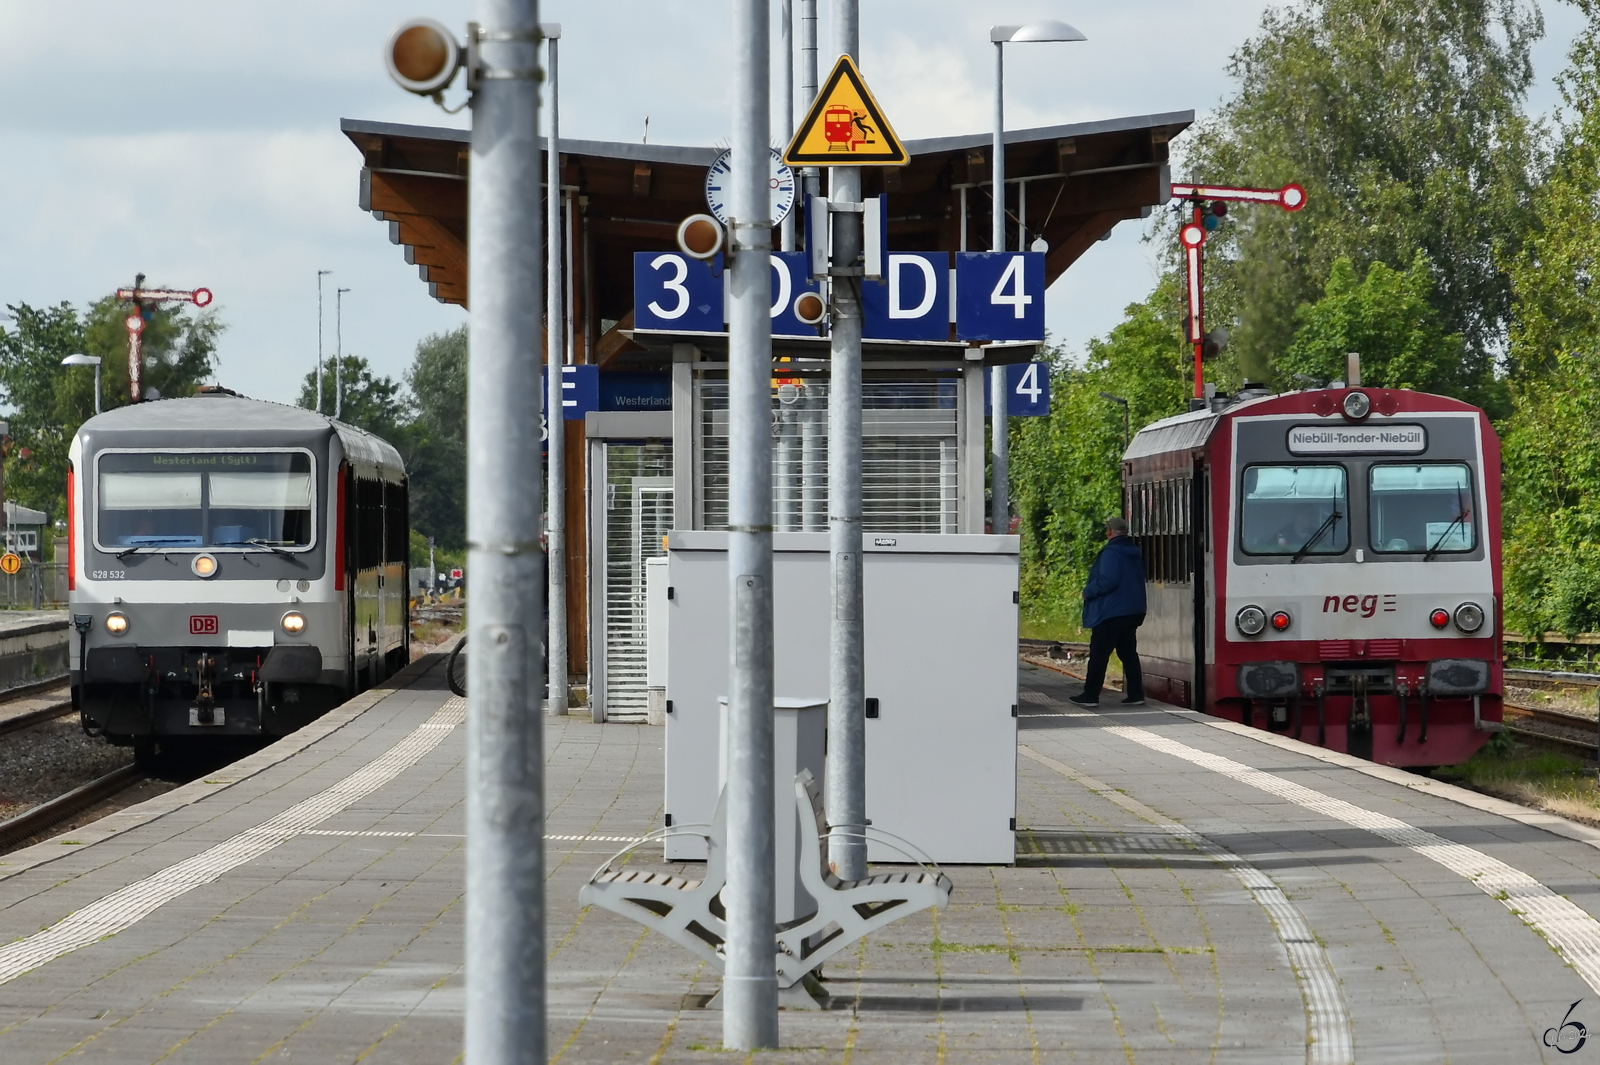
657, 531, 1019, 864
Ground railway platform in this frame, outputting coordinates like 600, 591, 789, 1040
3, 657, 1600, 1061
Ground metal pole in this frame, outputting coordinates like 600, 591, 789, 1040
428, 535, 436, 599
464, 4, 546, 1062
826, 0, 867, 883
335, 287, 350, 420
93, 363, 101, 415
780, 0, 795, 253
316, 270, 331, 413
545, 28, 569, 720
798, 0, 820, 237
989, 41, 1009, 535
724, 0, 777, 1048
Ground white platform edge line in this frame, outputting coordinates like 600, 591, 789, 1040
1167, 705, 1600, 851
1020, 743, 1354, 1064
0, 652, 452, 882
1019, 657, 1600, 851
0, 700, 465, 985
1103, 722, 1600, 997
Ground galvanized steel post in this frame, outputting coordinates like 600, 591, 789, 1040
545, 26, 568, 720
825, 0, 868, 882
990, 39, 1009, 536
798, 0, 821, 218
723, 0, 778, 1048
464, 3, 547, 1062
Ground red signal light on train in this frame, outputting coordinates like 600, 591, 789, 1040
1429, 608, 1450, 629
1269, 610, 1292, 632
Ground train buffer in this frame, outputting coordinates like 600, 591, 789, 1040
580, 769, 951, 995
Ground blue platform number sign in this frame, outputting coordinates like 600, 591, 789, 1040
634, 252, 723, 332
863, 252, 950, 341
561, 364, 599, 420
956, 252, 1046, 342
770, 252, 825, 337
984, 361, 1051, 417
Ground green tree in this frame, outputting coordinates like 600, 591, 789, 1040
0, 292, 219, 519
1280, 252, 1500, 410
297, 355, 412, 440
1501, 1, 1600, 636
1182, 0, 1542, 385
404, 326, 468, 551
1010, 284, 1191, 636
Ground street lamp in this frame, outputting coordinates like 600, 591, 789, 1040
988, 19, 1086, 539
61, 354, 103, 415
1099, 391, 1129, 454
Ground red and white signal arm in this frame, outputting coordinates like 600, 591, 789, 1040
450, 568, 463, 579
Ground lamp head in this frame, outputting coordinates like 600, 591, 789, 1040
993, 19, 1087, 43
385, 18, 462, 96
61, 353, 102, 367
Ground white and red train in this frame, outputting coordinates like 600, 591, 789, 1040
1124, 381, 1502, 767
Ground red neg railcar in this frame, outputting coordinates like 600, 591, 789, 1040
1123, 382, 1502, 767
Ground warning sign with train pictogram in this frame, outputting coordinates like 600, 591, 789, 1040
784, 55, 906, 165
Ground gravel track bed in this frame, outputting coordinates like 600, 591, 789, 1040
0, 719, 135, 822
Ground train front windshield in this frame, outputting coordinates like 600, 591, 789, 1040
97, 451, 315, 550
1370, 464, 1475, 554
1240, 465, 1349, 556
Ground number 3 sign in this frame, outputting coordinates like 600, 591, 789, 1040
955, 252, 1045, 342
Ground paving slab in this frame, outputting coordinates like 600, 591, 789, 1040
5, 656, 1600, 1060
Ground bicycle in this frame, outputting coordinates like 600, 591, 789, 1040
447, 635, 468, 697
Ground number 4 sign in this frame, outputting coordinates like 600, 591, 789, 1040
956, 252, 1045, 342
983, 361, 1051, 417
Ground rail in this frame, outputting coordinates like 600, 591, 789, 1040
0, 764, 146, 853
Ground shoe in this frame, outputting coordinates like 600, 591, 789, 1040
1120, 696, 1146, 706
1068, 693, 1099, 708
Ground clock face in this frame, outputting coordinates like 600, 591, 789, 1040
705, 147, 796, 226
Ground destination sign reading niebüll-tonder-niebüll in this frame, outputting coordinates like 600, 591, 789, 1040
1287, 424, 1427, 454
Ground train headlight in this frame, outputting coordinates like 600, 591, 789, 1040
1342, 390, 1371, 420
1236, 605, 1267, 636
1454, 601, 1485, 634
104, 612, 129, 636
1429, 608, 1450, 629
191, 553, 219, 578
281, 611, 306, 635
1270, 610, 1293, 632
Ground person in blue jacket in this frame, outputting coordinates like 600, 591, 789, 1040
1070, 516, 1146, 707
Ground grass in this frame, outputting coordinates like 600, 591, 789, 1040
1432, 733, 1600, 824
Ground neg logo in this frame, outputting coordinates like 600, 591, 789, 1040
1321, 594, 1400, 618
1545, 999, 1587, 1054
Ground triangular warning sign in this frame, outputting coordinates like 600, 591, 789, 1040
784, 55, 907, 166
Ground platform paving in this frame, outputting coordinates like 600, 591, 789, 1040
1, 658, 1599, 1061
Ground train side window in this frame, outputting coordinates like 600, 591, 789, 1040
1239, 465, 1349, 556
1369, 464, 1475, 554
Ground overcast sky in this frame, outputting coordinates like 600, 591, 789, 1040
0, 2, 1584, 405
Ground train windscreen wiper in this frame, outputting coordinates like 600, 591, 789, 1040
1290, 510, 1342, 564
1423, 511, 1468, 561
214, 538, 295, 557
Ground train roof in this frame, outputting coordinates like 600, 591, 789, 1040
1124, 386, 1490, 463
76, 393, 406, 477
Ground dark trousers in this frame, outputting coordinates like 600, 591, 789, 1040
1082, 613, 1144, 701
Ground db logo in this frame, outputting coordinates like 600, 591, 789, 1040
190, 615, 219, 636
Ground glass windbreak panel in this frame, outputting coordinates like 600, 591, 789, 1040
97, 452, 315, 550
1239, 465, 1349, 556
1370, 464, 1475, 554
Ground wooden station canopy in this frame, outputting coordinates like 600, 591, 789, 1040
342, 109, 1193, 362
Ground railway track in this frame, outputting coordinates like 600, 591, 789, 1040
0, 689, 74, 739
0, 763, 147, 853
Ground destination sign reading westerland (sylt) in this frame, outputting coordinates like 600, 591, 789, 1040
784, 54, 906, 165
